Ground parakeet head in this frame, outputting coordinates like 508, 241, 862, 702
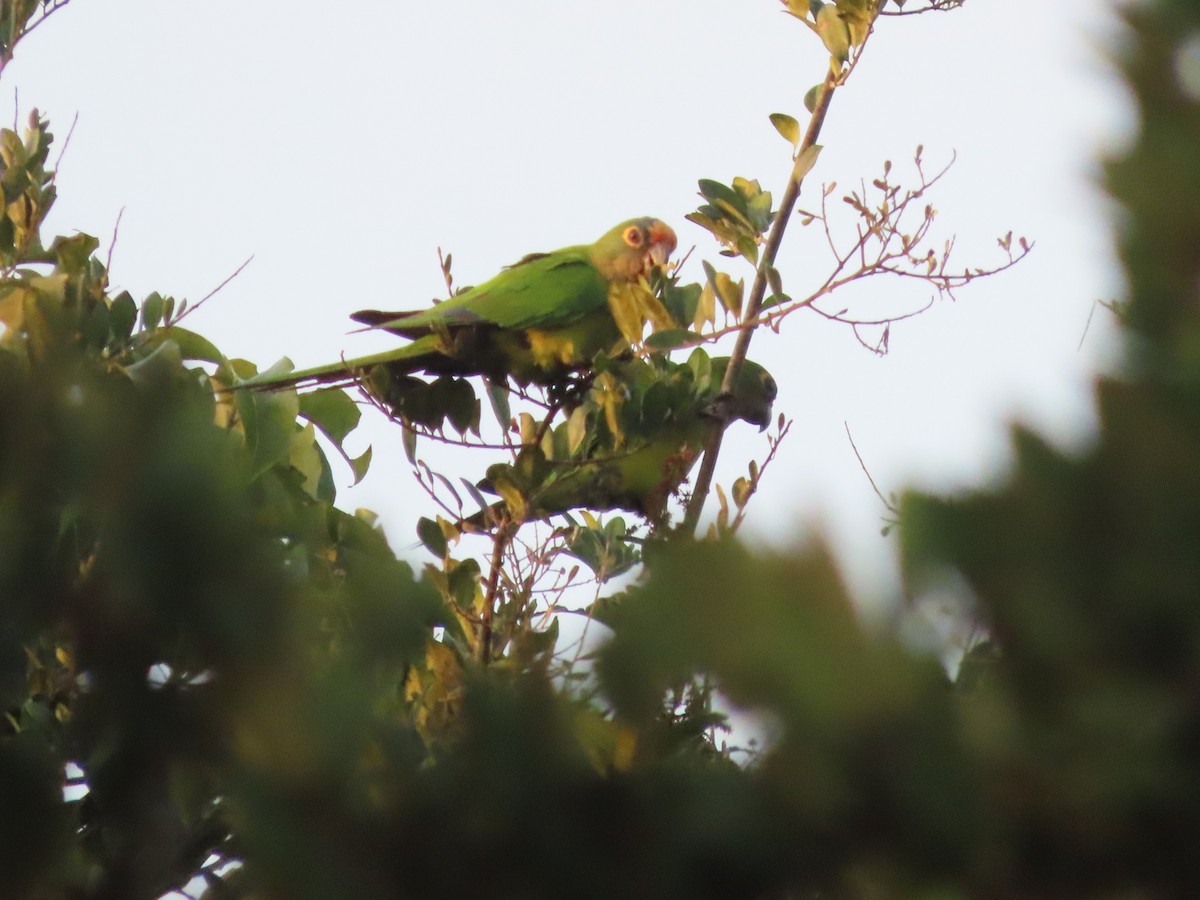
707, 357, 778, 431
592, 217, 678, 281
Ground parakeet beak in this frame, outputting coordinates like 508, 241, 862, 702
646, 221, 678, 269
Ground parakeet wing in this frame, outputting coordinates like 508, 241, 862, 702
356, 248, 609, 338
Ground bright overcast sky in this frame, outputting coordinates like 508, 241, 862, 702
9, 1, 1131, 604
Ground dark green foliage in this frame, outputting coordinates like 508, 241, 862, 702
466, 352, 775, 534
4, 2, 1200, 898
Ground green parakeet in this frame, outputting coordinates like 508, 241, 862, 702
246, 217, 677, 393
470, 354, 778, 528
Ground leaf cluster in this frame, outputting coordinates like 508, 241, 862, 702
9, 3, 1200, 900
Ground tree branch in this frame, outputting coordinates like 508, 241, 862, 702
681, 68, 838, 535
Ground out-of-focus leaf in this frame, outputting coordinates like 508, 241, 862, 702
109, 291, 137, 343
236, 380, 300, 477
299, 388, 362, 446
417, 516, 448, 558
140, 291, 165, 330
125, 338, 185, 390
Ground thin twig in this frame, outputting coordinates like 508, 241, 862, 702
21, 0, 75, 41
844, 421, 897, 515
437, 246, 454, 296
728, 418, 792, 534
1078, 298, 1098, 352
50, 110, 78, 178
175, 255, 254, 323
880, 0, 963, 15
479, 526, 512, 664
104, 206, 124, 274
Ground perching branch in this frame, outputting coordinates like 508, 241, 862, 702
681, 67, 838, 535
479, 525, 511, 664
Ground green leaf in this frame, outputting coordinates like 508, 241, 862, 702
485, 379, 512, 432
661, 280, 702, 329
416, 517, 447, 558
82, 298, 109, 349
816, 2, 851, 61
645, 328, 701, 352
747, 190, 775, 233
781, 0, 809, 19
316, 447, 339, 502
140, 291, 165, 330
348, 446, 372, 485
125, 338, 185, 390
435, 377, 479, 434
687, 347, 713, 389
109, 291, 137, 342
153, 326, 225, 364
598, 539, 879, 722
794, 143, 824, 182
736, 235, 759, 266
707, 269, 744, 320
732, 476, 753, 510
567, 405, 588, 454
49, 232, 98, 274
767, 266, 784, 300
236, 384, 300, 478
565, 522, 641, 582
298, 387, 371, 484
299, 389, 362, 446
769, 113, 801, 147
448, 558, 481, 610
803, 83, 824, 113
460, 477, 488, 511
288, 422, 325, 499
402, 425, 418, 465
697, 179, 743, 209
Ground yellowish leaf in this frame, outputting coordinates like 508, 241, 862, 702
494, 478, 528, 524
567, 405, 588, 454
287, 422, 323, 499
769, 112, 801, 147
816, 2, 851, 61
518, 412, 537, 446
606, 280, 648, 345
732, 476, 754, 510
695, 281, 717, 329
794, 143, 824, 182
714, 272, 745, 320
0, 285, 29, 336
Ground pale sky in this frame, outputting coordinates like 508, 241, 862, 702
10, 1, 1131, 605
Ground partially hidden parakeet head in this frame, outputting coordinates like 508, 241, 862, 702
707, 357, 778, 431
590, 217, 678, 282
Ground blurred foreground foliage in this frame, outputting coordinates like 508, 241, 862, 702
3, 1, 1200, 898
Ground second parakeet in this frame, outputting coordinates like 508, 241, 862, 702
469, 354, 778, 528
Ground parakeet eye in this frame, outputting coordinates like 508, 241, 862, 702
623, 226, 645, 248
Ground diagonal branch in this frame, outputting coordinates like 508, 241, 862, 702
680, 67, 838, 535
